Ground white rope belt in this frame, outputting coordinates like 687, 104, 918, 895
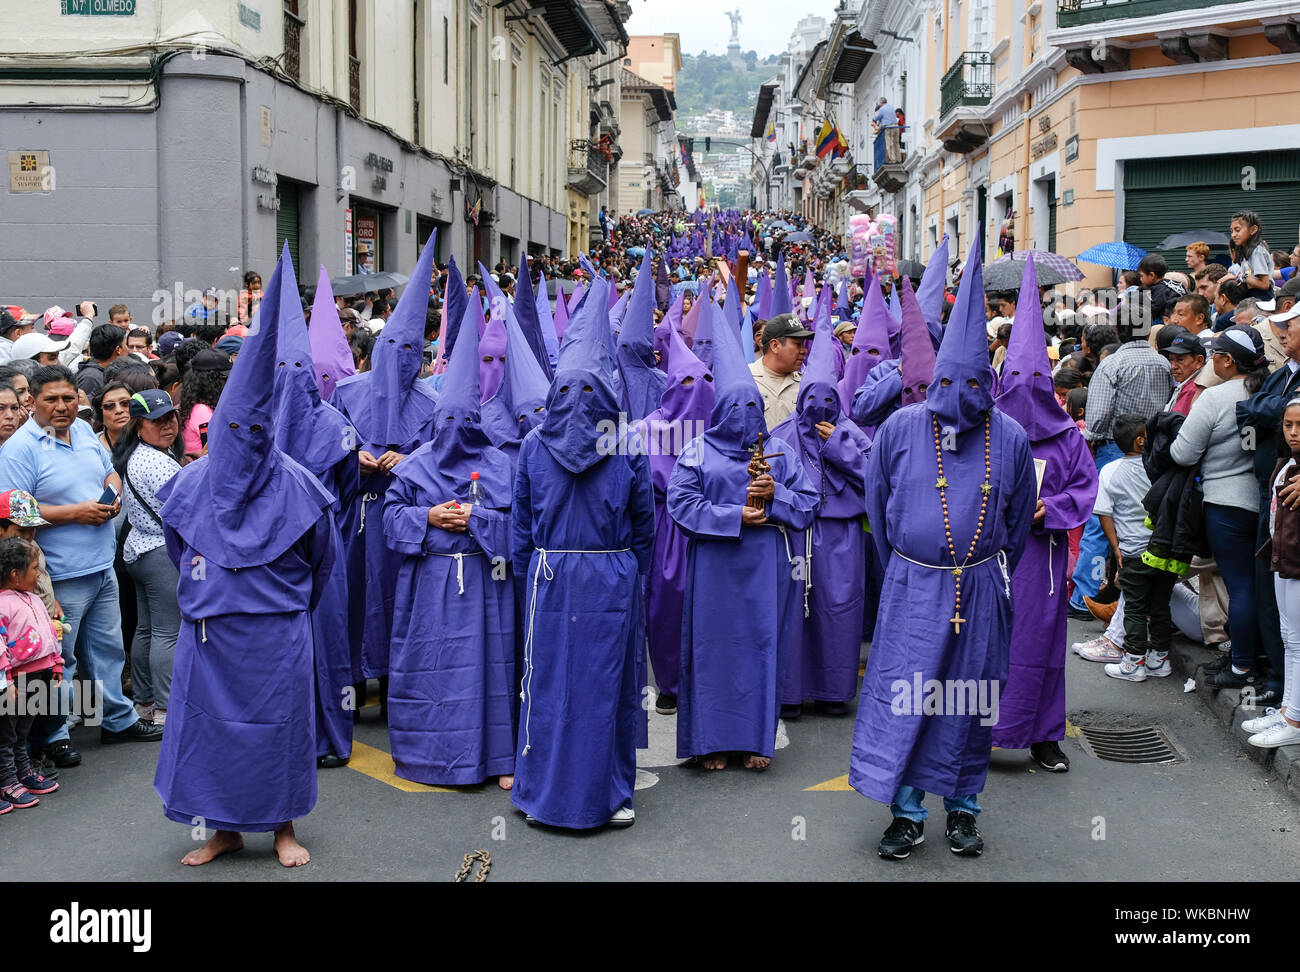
1048, 534, 1057, 598
519, 547, 632, 758
429, 550, 484, 596
892, 549, 1012, 599
758, 522, 808, 616
357, 491, 380, 536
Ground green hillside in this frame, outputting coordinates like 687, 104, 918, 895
675, 51, 781, 130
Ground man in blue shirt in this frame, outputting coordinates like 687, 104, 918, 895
0, 365, 162, 767
872, 98, 898, 169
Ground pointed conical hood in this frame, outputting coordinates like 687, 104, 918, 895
997, 255, 1075, 441
618, 249, 667, 420
771, 252, 792, 317
539, 276, 621, 474
681, 276, 708, 342
438, 254, 468, 368
276, 262, 354, 482
553, 283, 570, 342
692, 292, 716, 371
800, 268, 816, 322
800, 284, 839, 415
609, 292, 630, 336
725, 274, 745, 336
357, 233, 438, 445
835, 279, 851, 320
885, 280, 902, 323
702, 290, 766, 457
567, 283, 586, 315
927, 239, 992, 433
655, 257, 672, 311
513, 252, 554, 379
308, 266, 355, 401
917, 234, 950, 348
534, 269, 558, 367
899, 275, 936, 406
161, 241, 331, 568
476, 267, 509, 403
756, 267, 772, 320
481, 298, 552, 452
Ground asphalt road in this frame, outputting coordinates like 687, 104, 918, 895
15, 616, 1299, 881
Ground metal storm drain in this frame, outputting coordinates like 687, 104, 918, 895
1076, 724, 1182, 764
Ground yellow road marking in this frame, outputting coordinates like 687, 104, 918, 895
346, 740, 456, 793
1065, 719, 1080, 738
805, 773, 855, 791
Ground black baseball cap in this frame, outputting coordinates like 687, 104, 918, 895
761, 314, 814, 347
1155, 324, 1190, 355
0, 309, 21, 335
1164, 333, 1206, 359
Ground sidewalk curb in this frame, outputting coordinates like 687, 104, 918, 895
1169, 639, 1300, 801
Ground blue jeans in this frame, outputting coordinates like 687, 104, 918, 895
1071, 440, 1124, 609
1203, 504, 1260, 671
891, 784, 981, 822
42, 568, 138, 741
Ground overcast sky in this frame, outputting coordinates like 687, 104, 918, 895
624, 0, 804, 56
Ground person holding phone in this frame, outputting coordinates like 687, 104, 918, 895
0, 366, 163, 769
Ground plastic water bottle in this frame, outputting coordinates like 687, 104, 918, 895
467, 470, 486, 507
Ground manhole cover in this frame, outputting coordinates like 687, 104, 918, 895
1076, 724, 1182, 764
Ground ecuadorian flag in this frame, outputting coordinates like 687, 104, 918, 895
765, 121, 776, 143
815, 119, 838, 158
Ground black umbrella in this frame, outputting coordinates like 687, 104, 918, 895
1158, 230, 1230, 249
329, 271, 410, 295
895, 259, 925, 280
982, 258, 1069, 291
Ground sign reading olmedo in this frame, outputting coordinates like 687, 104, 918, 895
61, 0, 136, 14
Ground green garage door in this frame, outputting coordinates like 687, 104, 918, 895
1124, 150, 1300, 271
277, 180, 301, 269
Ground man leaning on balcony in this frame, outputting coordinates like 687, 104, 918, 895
871, 97, 898, 171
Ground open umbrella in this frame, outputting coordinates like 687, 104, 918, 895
982, 258, 1070, 291
1158, 230, 1231, 249
895, 259, 925, 280
991, 250, 1084, 282
764, 220, 795, 232
783, 231, 813, 243
626, 246, 646, 257
329, 270, 410, 295
1077, 242, 1147, 271
636, 208, 655, 216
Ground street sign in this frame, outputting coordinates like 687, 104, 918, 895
8, 151, 52, 193
61, 0, 136, 14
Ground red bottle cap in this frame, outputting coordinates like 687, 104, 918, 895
470, 471, 480, 480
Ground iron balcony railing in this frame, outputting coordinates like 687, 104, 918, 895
940, 51, 993, 120
1057, 0, 1237, 28
348, 56, 361, 112
283, 9, 303, 82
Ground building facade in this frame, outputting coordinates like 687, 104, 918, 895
1, 0, 631, 323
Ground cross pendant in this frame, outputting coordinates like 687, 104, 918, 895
949, 612, 965, 634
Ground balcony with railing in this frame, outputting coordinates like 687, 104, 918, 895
1057, 0, 1240, 28
937, 52, 993, 154
844, 164, 874, 213
871, 125, 907, 193
566, 141, 608, 197
348, 56, 361, 112
283, 8, 303, 83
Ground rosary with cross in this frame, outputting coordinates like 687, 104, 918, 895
933, 414, 993, 634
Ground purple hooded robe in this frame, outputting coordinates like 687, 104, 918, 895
383, 300, 517, 785
772, 290, 871, 705
274, 259, 360, 762
155, 243, 336, 831
308, 266, 356, 402
510, 277, 655, 829
668, 299, 817, 760
331, 238, 440, 680
849, 241, 1035, 805
617, 249, 668, 421
992, 257, 1098, 749
636, 323, 714, 699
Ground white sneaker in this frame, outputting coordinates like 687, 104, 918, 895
607, 806, 636, 828
1105, 653, 1147, 682
1144, 651, 1173, 678
1248, 720, 1300, 749
1075, 636, 1123, 663
1243, 708, 1284, 733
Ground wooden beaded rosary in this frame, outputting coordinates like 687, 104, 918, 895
932, 413, 993, 635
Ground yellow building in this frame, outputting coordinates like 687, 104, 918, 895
916, 0, 1300, 287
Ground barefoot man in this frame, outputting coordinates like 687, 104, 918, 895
155, 245, 337, 867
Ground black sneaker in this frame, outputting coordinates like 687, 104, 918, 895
101, 719, 164, 744
877, 817, 924, 860
1030, 740, 1069, 772
945, 811, 984, 856
1067, 606, 1094, 622
814, 700, 849, 716
33, 741, 81, 768
780, 703, 803, 721
317, 754, 349, 769
37, 756, 59, 780
655, 692, 677, 715
1204, 653, 1232, 675
1206, 667, 1257, 690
